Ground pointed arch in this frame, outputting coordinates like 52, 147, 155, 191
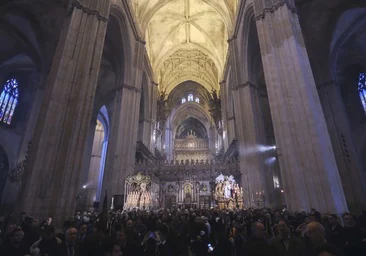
109, 5, 134, 86
238, 3, 256, 83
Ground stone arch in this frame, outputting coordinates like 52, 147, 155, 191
167, 81, 212, 108
82, 106, 110, 209
170, 102, 214, 139
0, 2, 52, 72
109, 6, 134, 86
175, 117, 208, 139
330, 8, 366, 80
236, 2, 255, 84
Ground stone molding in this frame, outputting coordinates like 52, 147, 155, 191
140, 119, 155, 124
254, 0, 297, 21
121, 0, 146, 44
71, 0, 109, 22
232, 81, 258, 91
115, 83, 142, 93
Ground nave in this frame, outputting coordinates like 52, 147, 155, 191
0, 1, 366, 256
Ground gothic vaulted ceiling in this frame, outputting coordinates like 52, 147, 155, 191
131, 0, 238, 95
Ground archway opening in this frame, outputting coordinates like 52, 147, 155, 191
84, 106, 109, 209
331, 8, 366, 189
174, 117, 209, 161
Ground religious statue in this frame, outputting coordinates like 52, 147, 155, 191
184, 184, 192, 195
209, 89, 222, 132
223, 179, 232, 199
124, 173, 154, 210
157, 90, 168, 131
214, 174, 244, 210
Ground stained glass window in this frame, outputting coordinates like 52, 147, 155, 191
358, 72, 366, 113
195, 97, 200, 103
0, 78, 19, 125
182, 97, 186, 104
188, 94, 194, 101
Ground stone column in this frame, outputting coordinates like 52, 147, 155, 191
85, 121, 105, 207
254, 0, 348, 213
219, 82, 229, 150
17, 73, 44, 161
165, 126, 173, 162
102, 86, 141, 202
18, 0, 111, 222
102, 44, 145, 205
208, 126, 217, 155
149, 84, 158, 153
79, 120, 97, 195
232, 82, 267, 208
138, 119, 154, 149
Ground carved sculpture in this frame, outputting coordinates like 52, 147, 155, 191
214, 174, 243, 210
124, 173, 153, 210
209, 89, 222, 132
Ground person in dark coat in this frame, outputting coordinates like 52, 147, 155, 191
61, 226, 80, 256
103, 238, 122, 256
155, 223, 175, 256
326, 214, 344, 246
0, 227, 29, 256
271, 220, 308, 256
36, 225, 63, 256
243, 222, 273, 256
243, 222, 272, 256
232, 224, 247, 256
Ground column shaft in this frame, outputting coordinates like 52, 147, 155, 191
102, 85, 142, 201
232, 84, 267, 207
254, 1, 347, 213
19, 0, 111, 221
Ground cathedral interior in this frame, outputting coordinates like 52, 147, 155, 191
0, 0, 366, 224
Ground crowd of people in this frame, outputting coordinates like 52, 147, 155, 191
0, 207, 366, 256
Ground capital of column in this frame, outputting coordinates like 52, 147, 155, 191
232, 81, 258, 91
70, 0, 109, 22
116, 83, 142, 93
254, 0, 297, 21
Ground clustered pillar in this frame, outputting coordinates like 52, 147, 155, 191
102, 43, 145, 208
18, 0, 111, 223
231, 82, 268, 208
253, 0, 348, 213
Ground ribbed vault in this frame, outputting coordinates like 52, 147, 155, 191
131, 0, 238, 95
